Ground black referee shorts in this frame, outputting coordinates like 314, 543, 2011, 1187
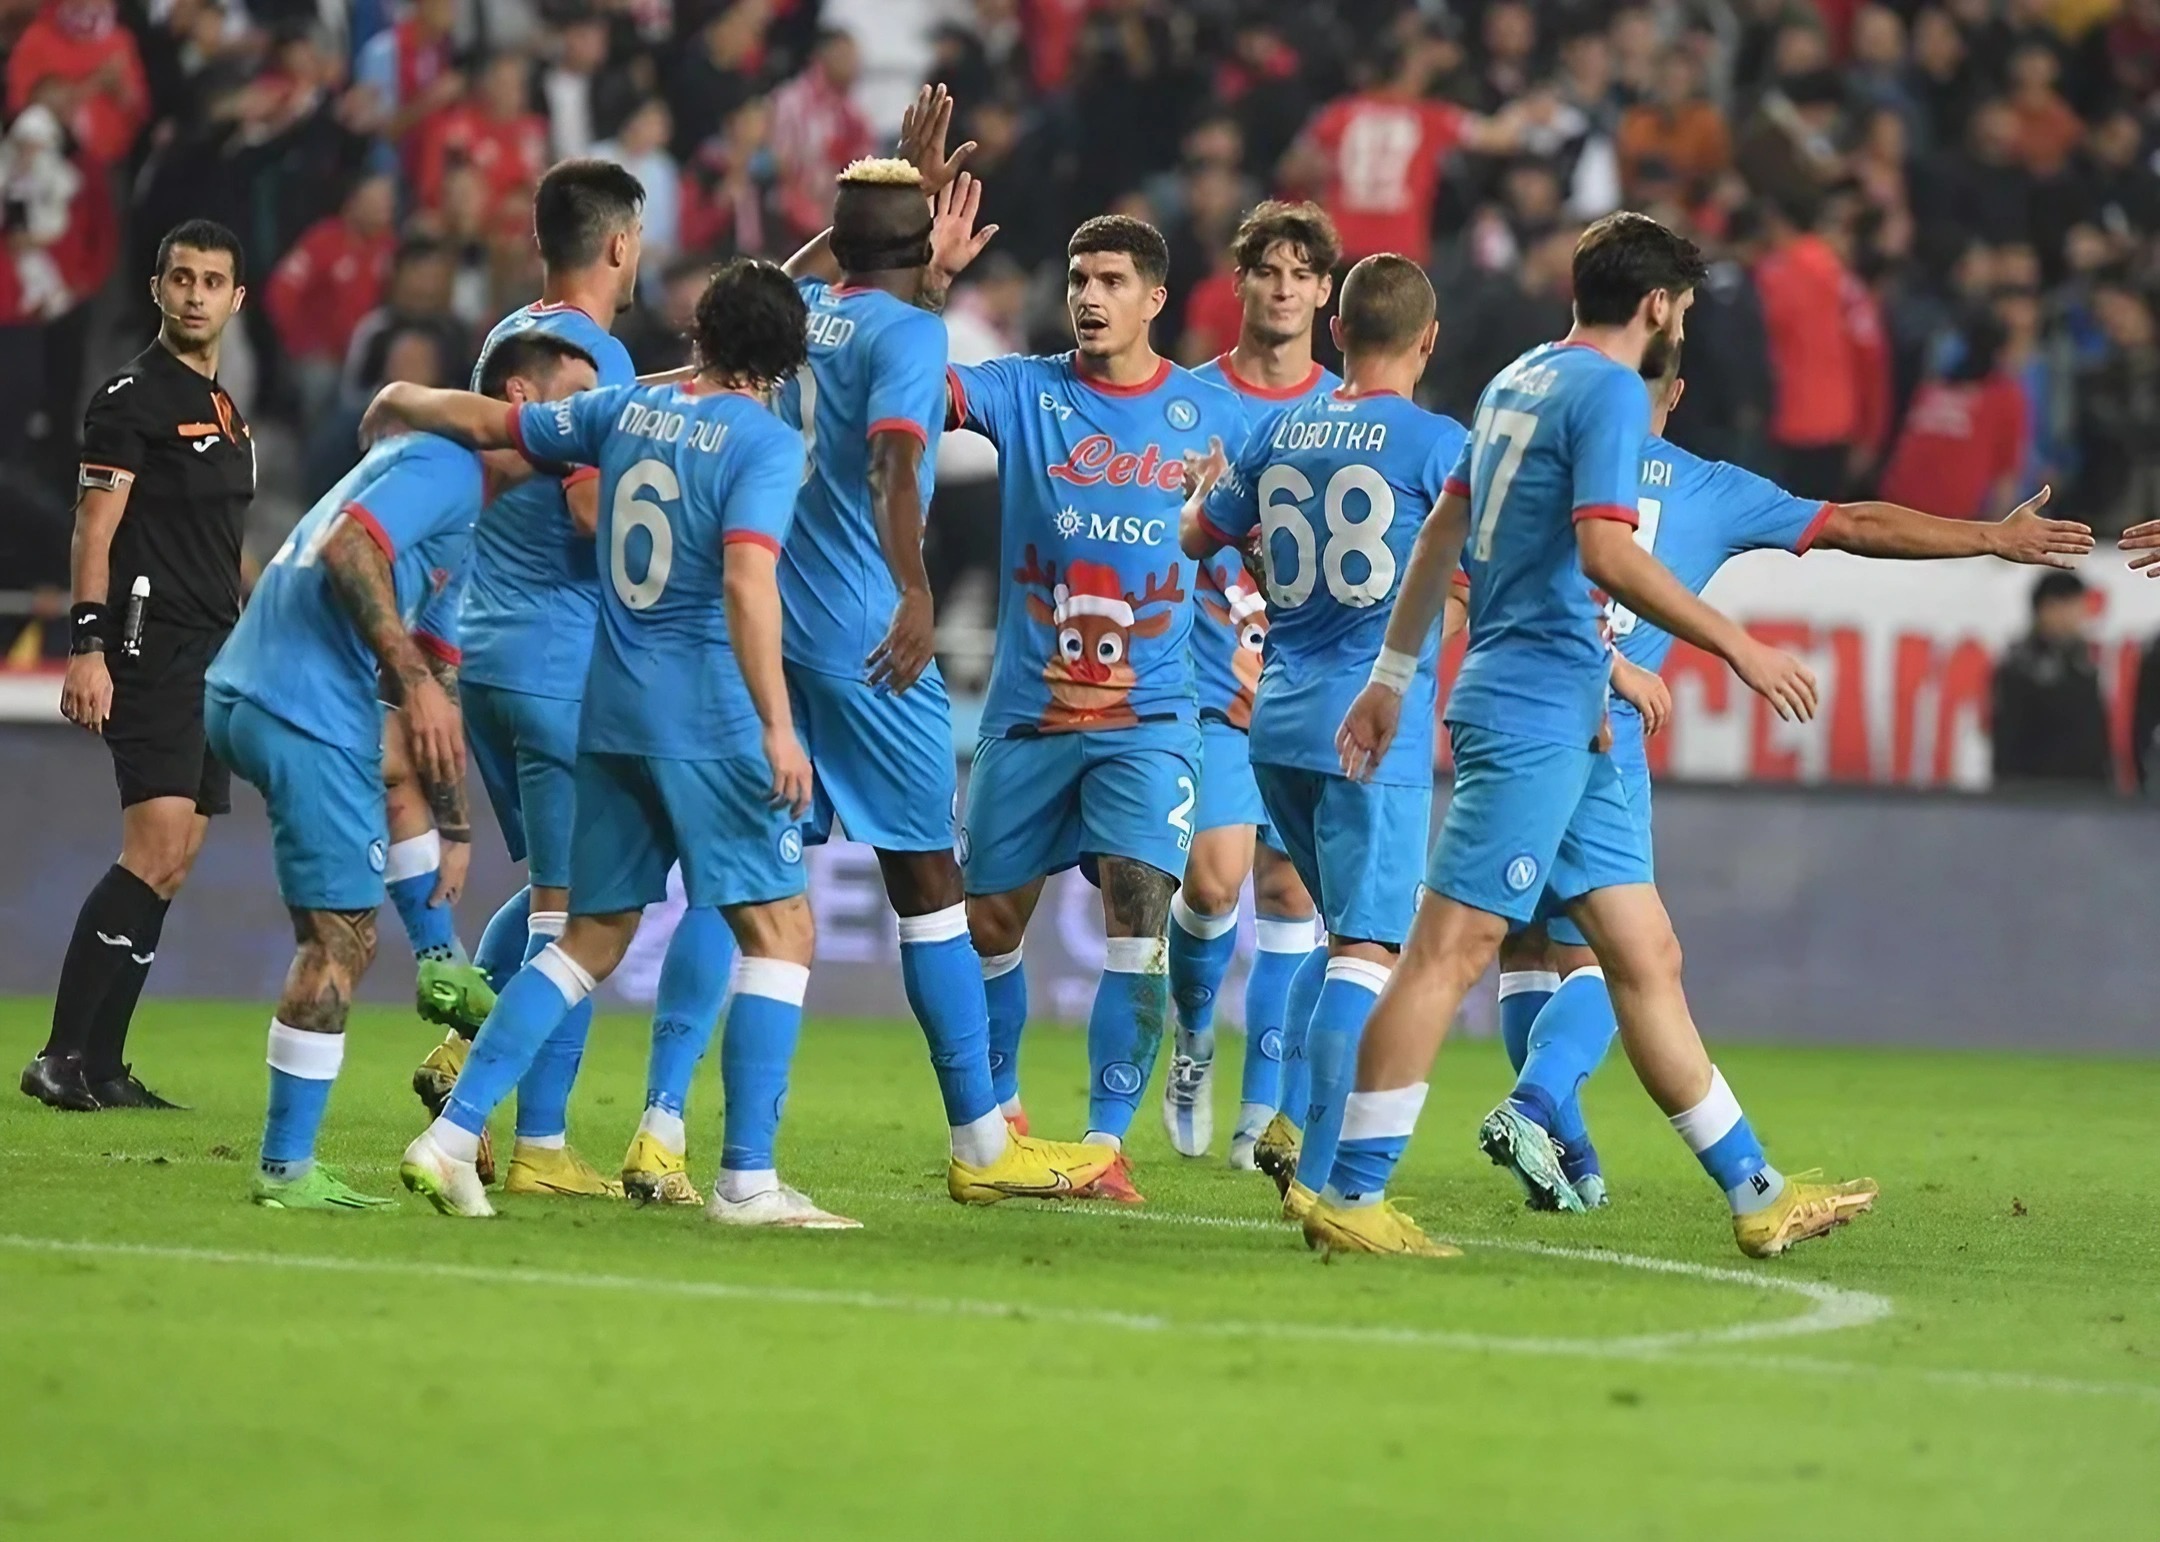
104, 626, 232, 816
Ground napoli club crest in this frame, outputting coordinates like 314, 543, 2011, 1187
1504, 854, 1540, 893
367, 839, 387, 874
778, 827, 804, 865
1165, 398, 1199, 432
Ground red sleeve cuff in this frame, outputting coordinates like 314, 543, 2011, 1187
1442, 475, 1471, 499
723, 530, 783, 556
868, 417, 930, 447
945, 367, 968, 430
505, 404, 536, 463
413, 632, 461, 665
561, 464, 600, 489
1194, 511, 1240, 551
1572, 502, 1640, 527
1792, 501, 1836, 554
343, 500, 395, 558
1449, 569, 1471, 591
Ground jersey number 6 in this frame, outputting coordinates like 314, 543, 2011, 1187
611, 457, 678, 610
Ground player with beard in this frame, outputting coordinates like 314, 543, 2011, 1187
1311, 213, 1876, 1260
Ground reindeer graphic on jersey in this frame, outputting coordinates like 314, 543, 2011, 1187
1014, 546, 1186, 730
1197, 558, 1268, 729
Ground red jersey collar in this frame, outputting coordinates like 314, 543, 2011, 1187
1069, 352, 1172, 396
1214, 354, 1327, 400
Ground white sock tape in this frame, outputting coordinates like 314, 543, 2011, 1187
531, 942, 596, 1005
1104, 935, 1169, 974
1170, 892, 1239, 941
896, 902, 969, 947
736, 956, 811, 1006
1324, 955, 1392, 996
1339, 1082, 1428, 1143
528, 910, 568, 941
1668, 1067, 1743, 1153
382, 830, 441, 883
980, 947, 1023, 981
267, 1018, 345, 1080
1498, 970, 1561, 999
1254, 916, 1317, 954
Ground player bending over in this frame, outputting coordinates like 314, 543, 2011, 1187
946, 212, 1246, 1204
1168, 201, 1339, 1169
772, 147, 1117, 1200
384, 259, 852, 1227
1480, 345, 2091, 1214
1315, 212, 1874, 1260
205, 332, 597, 1210
423, 158, 737, 1204
1181, 252, 1465, 1221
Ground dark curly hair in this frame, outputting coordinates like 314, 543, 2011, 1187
692, 258, 809, 389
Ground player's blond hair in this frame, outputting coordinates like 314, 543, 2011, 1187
837, 157, 925, 188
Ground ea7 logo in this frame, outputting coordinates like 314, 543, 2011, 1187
1038, 392, 1074, 422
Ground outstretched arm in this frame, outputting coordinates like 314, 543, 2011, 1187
362, 384, 521, 452
1813, 487, 2089, 565
320, 518, 463, 787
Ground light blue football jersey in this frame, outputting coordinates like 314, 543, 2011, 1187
1186, 354, 1338, 725
773, 278, 948, 679
460, 303, 636, 701
947, 352, 1244, 736
1203, 387, 1465, 786
1447, 341, 1651, 749
512, 381, 805, 760
208, 434, 481, 751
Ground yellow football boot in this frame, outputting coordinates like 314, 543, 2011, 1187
1281, 1179, 1317, 1223
1253, 1111, 1301, 1197
1733, 1171, 1878, 1258
948, 1131, 1118, 1204
621, 1130, 703, 1206
1302, 1197, 1461, 1259
411, 1030, 467, 1115
503, 1141, 623, 1198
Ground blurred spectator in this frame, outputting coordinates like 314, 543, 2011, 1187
2071, 279, 2160, 533
2003, 44, 2083, 178
1992, 571, 2112, 787
1617, 48, 1730, 208
1663, 211, 1775, 468
306, 319, 449, 498
352, 0, 464, 173
414, 50, 546, 214
338, 233, 468, 408
769, 27, 871, 245
1922, 98, 2036, 252
950, 95, 1060, 271
1434, 223, 1577, 421
1284, 36, 1516, 266
265, 171, 397, 417
680, 95, 777, 260
593, 96, 677, 277
929, 254, 1027, 631
1067, 0, 1201, 220
668, 0, 765, 160
617, 253, 706, 372
4, 0, 148, 165
1754, 195, 1864, 497
1878, 313, 2029, 518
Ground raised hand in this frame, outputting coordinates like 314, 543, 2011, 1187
898, 83, 975, 195
1993, 487, 2093, 568
928, 172, 998, 282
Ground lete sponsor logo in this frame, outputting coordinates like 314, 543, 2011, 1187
1046, 435, 1187, 492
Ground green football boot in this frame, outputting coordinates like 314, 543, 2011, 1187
417, 957, 496, 1037
251, 1164, 398, 1211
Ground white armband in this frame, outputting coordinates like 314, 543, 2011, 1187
1368, 647, 1417, 694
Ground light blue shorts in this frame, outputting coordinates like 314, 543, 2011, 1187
1194, 718, 1284, 852
1536, 715, 1654, 947
1427, 723, 1651, 925
206, 686, 387, 912
787, 660, 956, 853
569, 751, 806, 915
961, 719, 1203, 894
463, 682, 580, 889
1253, 763, 1429, 948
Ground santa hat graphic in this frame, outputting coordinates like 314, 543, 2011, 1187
1052, 560, 1135, 628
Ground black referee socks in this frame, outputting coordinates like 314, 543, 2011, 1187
46, 864, 171, 1078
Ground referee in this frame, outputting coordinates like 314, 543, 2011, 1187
20, 220, 255, 1111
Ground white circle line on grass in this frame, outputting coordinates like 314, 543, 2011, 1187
0, 1224, 1881, 1357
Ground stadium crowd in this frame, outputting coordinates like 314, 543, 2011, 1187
9, 0, 2160, 778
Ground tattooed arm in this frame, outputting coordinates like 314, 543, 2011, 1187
321, 518, 465, 787
418, 653, 471, 841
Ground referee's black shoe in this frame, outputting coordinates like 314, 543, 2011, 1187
20, 1051, 102, 1111
88, 1065, 187, 1111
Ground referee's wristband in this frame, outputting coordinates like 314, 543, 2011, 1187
69, 603, 110, 655
1368, 646, 1417, 695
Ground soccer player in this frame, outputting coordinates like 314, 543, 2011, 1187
773, 158, 1116, 1200
204, 332, 598, 1210
1316, 212, 1875, 1260
1169, 201, 1339, 1170
1181, 253, 1464, 1219
387, 259, 850, 1228
1481, 347, 2093, 1214
419, 158, 737, 1204
948, 213, 1246, 1202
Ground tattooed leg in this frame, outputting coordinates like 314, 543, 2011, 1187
1083, 858, 1177, 1150
258, 908, 382, 1190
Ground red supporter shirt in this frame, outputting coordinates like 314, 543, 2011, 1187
1181, 268, 1244, 359
1307, 92, 1465, 265
265, 217, 394, 363
414, 104, 549, 213
1876, 375, 2028, 520
1755, 233, 1860, 449
4, 2, 148, 164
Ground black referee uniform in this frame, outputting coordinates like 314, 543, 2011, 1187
82, 340, 255, 812
23, 339, 254, 1110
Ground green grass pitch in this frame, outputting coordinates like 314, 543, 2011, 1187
1, 997, 2156, 1539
